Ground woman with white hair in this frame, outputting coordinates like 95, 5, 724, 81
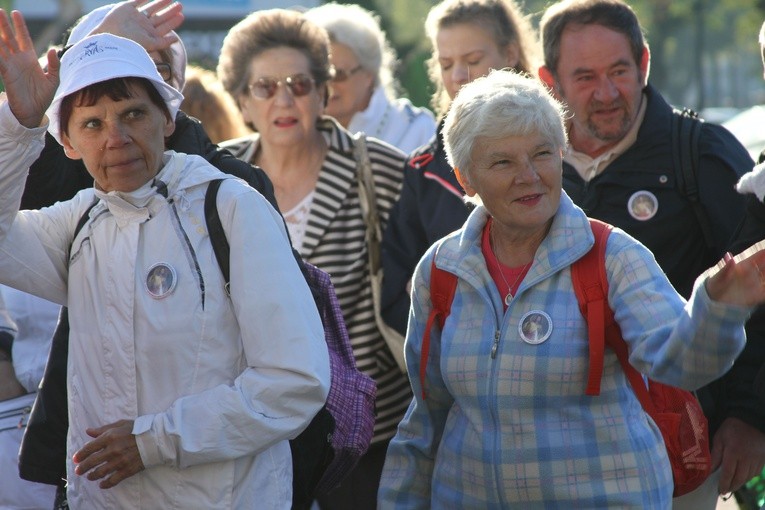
304, 2, 435, 154
378, 69, 765, 508
0, 10, 329, 509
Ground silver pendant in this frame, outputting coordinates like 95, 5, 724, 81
504, 293, 513, 306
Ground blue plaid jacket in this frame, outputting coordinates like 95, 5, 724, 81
379, 192, 750, 509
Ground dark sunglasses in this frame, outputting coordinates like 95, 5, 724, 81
155, 62, 173, 83
247, 74, 316, 100
331, 64, 363, 83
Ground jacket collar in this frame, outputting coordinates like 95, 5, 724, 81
435, 191, 595, 296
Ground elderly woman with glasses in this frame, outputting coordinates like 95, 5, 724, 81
303, 2, 436, 154
378, 69, 765, 508
218, 9, 411, 509
0, 9, 330, 509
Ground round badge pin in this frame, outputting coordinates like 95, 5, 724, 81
518, 310, 552, 345
627, 190, 658, 221
146, 263, 177, 299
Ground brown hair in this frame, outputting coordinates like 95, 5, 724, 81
540, 0, 646, 78
59, 77, 170, 140
217, 9, 331, 102
181, 65, 250, 143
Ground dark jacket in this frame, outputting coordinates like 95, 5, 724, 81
17, 111, 277, 486
562, 83, 760, 438
380, 123, 472, 335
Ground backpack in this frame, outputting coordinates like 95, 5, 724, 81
204, 179, 376, 506
419, 218, 711, 497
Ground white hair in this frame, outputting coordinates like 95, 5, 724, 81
444, 69, 568, 205
304, 2, 398, 99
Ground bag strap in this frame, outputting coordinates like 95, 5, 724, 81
671, 109, 714, 251
352, 132, 384, 275
68, 198, 99, 260
204, 179, 231, 296
419, 244, 458, 400
571, 219, 657, 414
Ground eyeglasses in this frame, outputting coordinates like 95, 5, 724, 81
155, 62, 173, 83
331, 64, 363, 83
247, 74, 316, 100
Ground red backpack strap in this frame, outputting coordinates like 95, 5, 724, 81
571, 219, 657, 413
571, 219, 611, 395
419, 246, 458, 400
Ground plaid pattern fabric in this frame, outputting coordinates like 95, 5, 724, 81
304, 262, 377, 494
379, 192, 749, 509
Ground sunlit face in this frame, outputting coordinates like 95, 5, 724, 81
238, 47, 325, 147
326, 42, 375, 127
435, 22, 519, 100
551, 24, 648, 156
61, 84, 174, 193
461, 132, 563, 237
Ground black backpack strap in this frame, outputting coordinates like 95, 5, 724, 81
204, 179, 230, 295
68, 198, 99, 259
671, 108, 715, 250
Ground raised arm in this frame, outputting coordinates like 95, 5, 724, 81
0, 10, 59, 128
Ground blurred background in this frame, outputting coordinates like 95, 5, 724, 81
5, 1, 765, 507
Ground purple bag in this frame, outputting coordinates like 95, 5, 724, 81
303, 264, 377, 495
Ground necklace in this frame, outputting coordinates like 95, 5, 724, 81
490, 228, 532, 305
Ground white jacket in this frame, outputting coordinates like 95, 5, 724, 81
0, 102, 330, 509
347, 86, 436, 154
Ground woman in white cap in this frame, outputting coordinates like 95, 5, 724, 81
0, 10, 330, 510
22, 0, 278, 210
14, 3, 284, 507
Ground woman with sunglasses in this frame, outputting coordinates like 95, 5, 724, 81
217, 9, 411, 509
380, 0, 538, 337
303, 3, 436, 154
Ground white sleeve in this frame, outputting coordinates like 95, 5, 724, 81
134, 182, 331, 468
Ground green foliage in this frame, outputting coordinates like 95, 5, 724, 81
350, 0, 765, 111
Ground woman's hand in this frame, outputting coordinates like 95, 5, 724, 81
705, 243, 765, 306
92, 0, 184, 53
0, 10, 59, 129
73, 419, 145, 489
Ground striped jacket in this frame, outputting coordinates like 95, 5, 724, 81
379, 192, 750, 508
222, 117, 412, 441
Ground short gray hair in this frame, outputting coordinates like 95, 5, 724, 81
444, 70, 567, 202
304, 2, 398, 98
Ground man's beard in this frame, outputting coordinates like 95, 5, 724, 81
585, 98, 632, 142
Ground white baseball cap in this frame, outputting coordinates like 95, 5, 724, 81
46, 33, 184, 145
66, 2, 188, 91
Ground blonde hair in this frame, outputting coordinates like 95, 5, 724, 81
181, 65, 249, 144
425, 0, 538, 117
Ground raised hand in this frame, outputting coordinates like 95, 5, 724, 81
91, 0, 184, 53
705, 241, 765, 306
0, 10, 59, 128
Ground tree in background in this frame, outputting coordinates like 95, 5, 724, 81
362, 0, 765, 112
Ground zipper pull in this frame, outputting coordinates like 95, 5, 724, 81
491, 330, 500, 359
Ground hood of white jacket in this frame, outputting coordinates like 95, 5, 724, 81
93, 151, 225, 227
